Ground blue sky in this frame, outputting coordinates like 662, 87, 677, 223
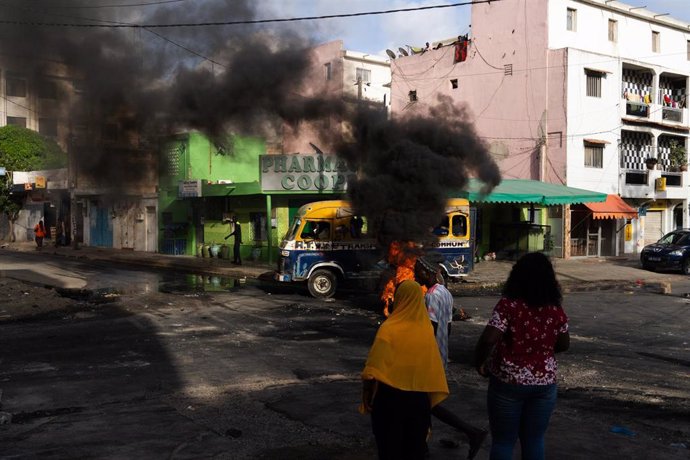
260, 0, 690, 57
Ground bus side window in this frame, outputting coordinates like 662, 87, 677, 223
335, 223, 348, 240
452, 214, 467, 237
433, 216, 449, 236
313, 221, 331, 239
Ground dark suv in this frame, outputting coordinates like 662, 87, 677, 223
640, 230, 690, 274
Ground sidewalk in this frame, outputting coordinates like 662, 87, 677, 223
0, 241, 274, 280
461, 254, 676, 295
0, 241, 677, 295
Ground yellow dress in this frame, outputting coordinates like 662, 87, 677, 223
361, 280, 449, 411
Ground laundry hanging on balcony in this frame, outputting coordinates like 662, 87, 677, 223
454, 36, 469, 63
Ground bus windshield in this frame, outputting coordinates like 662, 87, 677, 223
286, 218, 302, 241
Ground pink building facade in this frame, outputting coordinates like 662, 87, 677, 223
391, 0, 690, 259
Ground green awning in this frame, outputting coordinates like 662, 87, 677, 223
457, 179, 607, 205
201, 181, 262, 197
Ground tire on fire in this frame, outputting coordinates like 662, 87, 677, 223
308, 269, 338, 298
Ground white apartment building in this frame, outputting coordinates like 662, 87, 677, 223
0, 56, 75, 242
0, 56, 158, 252
552, 0, 689, 255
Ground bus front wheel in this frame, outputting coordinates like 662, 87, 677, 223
308, 269, 338, 298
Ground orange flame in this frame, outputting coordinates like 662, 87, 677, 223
381, 241, 425, 316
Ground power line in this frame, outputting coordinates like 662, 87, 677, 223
0, 0, 500, 28
40, 0, 189, 8
143, 27, 226, 67
0, 2, 226, 67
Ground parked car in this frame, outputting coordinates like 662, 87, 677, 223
640, 229, 690, 274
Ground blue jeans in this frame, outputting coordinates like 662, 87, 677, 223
487, 377, 557, 460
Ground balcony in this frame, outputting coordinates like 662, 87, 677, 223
620, 168, 686, 200
661, 106, 684, 123
625, 101, 649, 118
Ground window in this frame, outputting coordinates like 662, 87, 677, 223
6, 76, 26, 97
39, 118, 58, 138
451, 215, 468, 237
652, 31, 660, 53
450, 79, 458, 89
687, 41, 690, 61
6, 116, 26, 128
608, 19, 617, 42
250, 212, 267, 241
355, 67, 371, 84
324, 62, 332, 81
585, 70, 602, 98
566, 8, 577, 31
72, 79, 86, 93
408, 90, 418, 102
584, 143, 604, 168
38, 80, 57, 99
300, 220, 330, 240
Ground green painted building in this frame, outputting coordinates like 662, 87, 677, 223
158, 132, 353, 263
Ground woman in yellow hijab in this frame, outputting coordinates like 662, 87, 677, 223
361, 280, 449, 459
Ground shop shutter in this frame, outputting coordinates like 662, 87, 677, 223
644, 211, 663, 245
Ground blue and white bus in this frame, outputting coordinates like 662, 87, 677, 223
275, 199, 475, 297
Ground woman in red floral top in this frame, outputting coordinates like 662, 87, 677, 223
474, 252, 569, 460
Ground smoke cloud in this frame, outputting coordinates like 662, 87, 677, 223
336, 96, 500, 246
0, 0, 499, 241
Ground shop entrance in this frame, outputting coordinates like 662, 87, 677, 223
570, 209, 616, 257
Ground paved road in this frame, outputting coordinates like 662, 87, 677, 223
0, 253, 688, 459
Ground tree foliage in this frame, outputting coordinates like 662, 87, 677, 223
0, 125, 66, 171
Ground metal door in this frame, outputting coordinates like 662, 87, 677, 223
644, 211, 663, 245
90, 205, 113, 247
146, 206, 157, 252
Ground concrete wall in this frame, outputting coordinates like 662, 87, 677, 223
565, 48, 620, 193
0, 55, 76, 151
282, 41, 391, 155
390, 0, 569, 183
548, 0, 690, 74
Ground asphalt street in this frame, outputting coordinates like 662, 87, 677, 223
0, 251, 688, 459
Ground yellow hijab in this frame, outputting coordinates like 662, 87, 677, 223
362, 280, 449, 407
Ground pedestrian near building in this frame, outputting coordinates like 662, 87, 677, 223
415, 257, 487, 460
360, 280, 449, 460
55, 218, 66, 247
224, 217, 242, 265
474, 252, 570, 460
33, 219, 46, 249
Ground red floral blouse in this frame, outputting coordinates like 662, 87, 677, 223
487, 297, 569, 385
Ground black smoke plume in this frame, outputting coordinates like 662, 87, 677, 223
336, 96, 500, 246
0, 0, 499, 242
0, 0, 327, 188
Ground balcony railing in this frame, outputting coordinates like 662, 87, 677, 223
624, 170, 648, 185
625, 101, 649, 117
661, 172, 683, 187
662, 107, 683, 123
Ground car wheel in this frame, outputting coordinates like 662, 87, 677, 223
682, 259, 690, 276
308, 269, 338, 298
642, 262, 655, 272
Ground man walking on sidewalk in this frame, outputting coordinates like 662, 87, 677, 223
224, 217, 242, 265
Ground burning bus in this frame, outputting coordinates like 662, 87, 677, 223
275, 199, 475, 298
